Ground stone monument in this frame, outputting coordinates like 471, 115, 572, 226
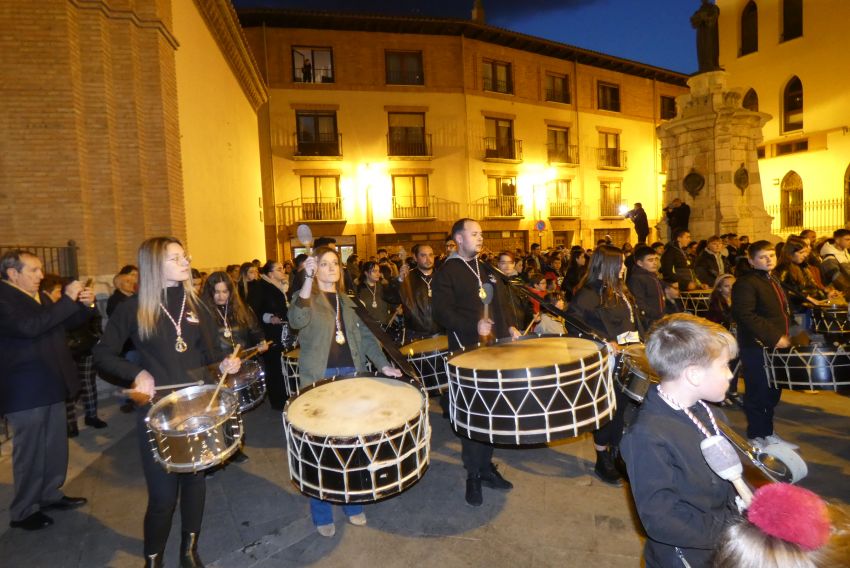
657, 1, 775, 241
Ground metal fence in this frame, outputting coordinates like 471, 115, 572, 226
765, 198, 848, 238
0, 241, 79, 278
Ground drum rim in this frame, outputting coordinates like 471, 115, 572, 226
444, 333, 605, 361
283, 372, 427, 440
146, 384, 239, 436
401, 334, 449, 356
151, 412, 244, 473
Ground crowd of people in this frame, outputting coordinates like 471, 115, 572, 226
2, 218, 849, 567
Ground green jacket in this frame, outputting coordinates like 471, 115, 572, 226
288, 289, 390, 387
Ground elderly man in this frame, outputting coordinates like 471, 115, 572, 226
0, 250, 94, 530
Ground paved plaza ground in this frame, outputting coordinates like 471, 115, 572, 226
1, 386, 848, 567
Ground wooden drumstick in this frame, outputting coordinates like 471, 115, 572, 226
522, 316, 539, 336
122, 380, 205, 406
205, 344, 241, 412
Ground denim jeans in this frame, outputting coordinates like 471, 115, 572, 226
324, 366, 357, 377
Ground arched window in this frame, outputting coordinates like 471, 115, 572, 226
743, 88, 759, 111
740, 1, 758, 55
780, 171, 803, 230
782, 0, 803, 41
783, 76, 803, 132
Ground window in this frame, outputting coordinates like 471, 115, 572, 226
743, 88, 759, 111
548, 179, 578, 217
660, 96, 677, 120
386, 51, 424, 85
783, 76, 803, 132
740, 1, 758, 55
597, 82, 620, 112
547, 127, 574, 163
484, 117, 518, 160
292, 47, 334, 83
597, 131, 623, 168
392, 175, 430, 218
600, 181, 622, 217
483, 60, 512, 94
545, 74, 570, 103
487, 175, 519, 216
388, 113, 428, 156
776, 139, 808, 156
780, 171, 803, 230
295, 111, 340, 156
300, 176, 341, 220
782, 0, 803, 41
757, 146, 766, 159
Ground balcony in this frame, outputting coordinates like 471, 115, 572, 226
545, 87, 570, 104
386, 69, 424, 85
471, 195, 524, 219
293, 67, 334, 84
386, 133, 432, 158
276, 197, 343, 226
549, 199, 582, 219
596, 148, 627, 169
547, 144, 579, 165
483, 137, 522, 161
391, 195, 459, 220
483, 77, 512, 94
295, 132, 342, 157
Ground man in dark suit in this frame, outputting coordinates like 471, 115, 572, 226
0, 250, 93, 530
624, 202, 650, 245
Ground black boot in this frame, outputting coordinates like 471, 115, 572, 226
180, 532, 204, 568
465, 475, 483, 507
480, 463, 513, 490
143, 552, 163, 568
593, 448, 623, 487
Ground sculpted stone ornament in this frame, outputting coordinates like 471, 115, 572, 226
683, 169, 705, 198
691, 0, 721, 73
734, 163, 750, 194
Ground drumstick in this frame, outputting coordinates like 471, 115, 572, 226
522, 316, 538, 336
205, 344, 241, 412
121, 380, 205, 406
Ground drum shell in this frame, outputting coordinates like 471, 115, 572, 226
282, 374, 430, 503
446, 336, 615, 445
616, 346, 657, 403
403, 335, 449, 394
226, 359, 267, 412
764, 345, 850, 391
810, 306, 850, 343
680, 291, 711, 317
282, 348, 301, 399
145, 385, 243, 473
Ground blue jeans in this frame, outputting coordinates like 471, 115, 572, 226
309, 498, 363, 526
309, 365, 362, 526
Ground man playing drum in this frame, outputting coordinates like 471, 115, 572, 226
432, 218, 520, 506
392, 244, 442, 341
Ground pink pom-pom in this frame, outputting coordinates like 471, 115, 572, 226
747, 483, 830, 551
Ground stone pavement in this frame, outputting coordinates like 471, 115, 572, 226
1, 387, 848, 568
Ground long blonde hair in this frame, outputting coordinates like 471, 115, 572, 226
137, 237, 203, 340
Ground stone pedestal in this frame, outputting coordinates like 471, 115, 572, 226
657, 71, 775, 241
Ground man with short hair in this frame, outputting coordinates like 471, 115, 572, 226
393, 244, 442, 340
820, 228, 850, 292
0, 250, 93, 530
694, 235, 730, 286
526, 243, 543, 272
660, 229, 697, 290
433, 219, 520, 506
624, 202, 650, 244
627, 245, 665, 329
664, 198, 690, 238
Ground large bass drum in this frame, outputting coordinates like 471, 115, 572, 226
145, 385, 243, 473
810, 305, 850, 344
402, 335, 449, 395
445, 336, 614, 445
763, 344, 850, 391
282, 374, 430, 503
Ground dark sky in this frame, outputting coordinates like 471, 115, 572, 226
234, 0, 698, 73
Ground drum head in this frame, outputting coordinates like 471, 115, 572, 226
448, 336, 600, 371
404, 335, 448, 356
227, 360, 262, 388
286, 376, 423, 437
622, 344, 654, 380
285, 348, 301, 360
147, 385, 237, 435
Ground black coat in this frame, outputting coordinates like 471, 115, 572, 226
694, 250, 729, 287
93, 286, 224, 388
660, 244, 694, 289
0, 283, 92, 413
247, 278, 289, 342
565, 280, 639, 342
626, 207, 649, 236
666, 203, 690, 233
731, 269, 791, 349
394, 269, 442, 337
627, 265, 666, 329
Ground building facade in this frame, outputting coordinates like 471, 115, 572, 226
239, 11, 688, 260
717, 0, 850, 237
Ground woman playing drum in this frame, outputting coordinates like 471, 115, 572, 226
93, 237, 241, 568
200, 271, 268, 463
774, 236, 842, 314
565, 244, 641, 486
288, 246, 402, 537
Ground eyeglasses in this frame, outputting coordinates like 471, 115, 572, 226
166, 255, 192, 265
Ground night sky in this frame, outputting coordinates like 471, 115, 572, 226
233, 0, 699, 74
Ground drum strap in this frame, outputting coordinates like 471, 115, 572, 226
767, 276, 790, 335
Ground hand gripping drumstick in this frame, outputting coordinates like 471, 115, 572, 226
701, 434, 754, 507
122, 380, 205, 405
480, 282, 495, 343
205, 344, 241, 412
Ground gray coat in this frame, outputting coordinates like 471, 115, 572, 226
288, 288, 390, 387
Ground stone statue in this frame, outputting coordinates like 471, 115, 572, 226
691, 0, 721, 73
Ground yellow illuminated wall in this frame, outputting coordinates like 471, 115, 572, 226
172, 2, 266, 269
718, 0, 850, 231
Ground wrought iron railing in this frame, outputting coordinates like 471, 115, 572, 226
386, 69, 423, 85
549, 199, 582, 218
766, 198, 847, 237
391, 195, 459, 220
276, 197, 344, 226
596, 148, 628, 169
483, 137, 523, 161
471, 195, 524, 218
547, 144, 579, 164
600, 197, 624, 218
0, 241, 79, 278
484, 77, 511, 94
294, 132, 342, 157
386, 133, 431, 157
545, 87, 570, 104
293, 66, 334, 84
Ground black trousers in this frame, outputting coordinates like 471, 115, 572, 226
137, 409, 205, 555
740, 346, 782, 439
593, 389, 629, 448
440, 392, 494, 476
263, 347, 287, 409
